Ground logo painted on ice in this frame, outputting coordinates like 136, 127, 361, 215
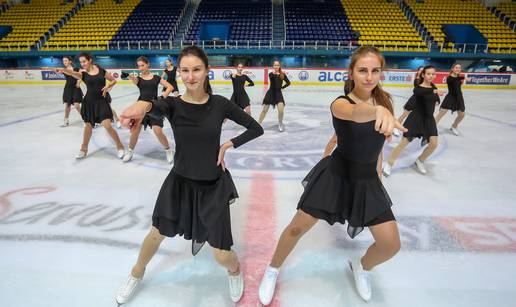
298, 71, 309, 81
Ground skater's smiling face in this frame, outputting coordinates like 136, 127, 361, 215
165, 59, 172, 68
349, 52, 382, 91
78, 55, 93, 70
451, 64, 462, 75
137, 60, 149, 72
62, 57, 72, 67
179, 55, 210, 93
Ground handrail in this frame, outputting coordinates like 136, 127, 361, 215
4, 39, 512, 55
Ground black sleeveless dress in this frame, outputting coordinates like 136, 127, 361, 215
230, 74, 254, 109
163, 67, 178, 93
137, 75, 164, 129
298, 96, 395, 238
80, 66, 113, 124
62, 67, 83, 104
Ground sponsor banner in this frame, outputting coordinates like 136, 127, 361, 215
274, 68, 349, 83
465, 73, 511, 86
1, 68, 515, 87
118, 69, 162, 80
41, 70, 65, 81
1, 70, 42, 81
382, 71, 417, 85
432, 72, 450, 85
214, 68, 263, 83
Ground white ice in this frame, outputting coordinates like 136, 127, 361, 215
0, 82, 515, 307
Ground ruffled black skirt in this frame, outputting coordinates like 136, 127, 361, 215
141, 114, 164, 130
402, 111, 438, 144
297, 152, 395, 239
440, 93, 465, 113
230, 91, 251, 109
152, 169, 238, 255
262, 89, 285, 107
62, 85, 83, 104
80, 94, 113, 125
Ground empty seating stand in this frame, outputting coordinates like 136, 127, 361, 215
406, 0, 516, 54
342, 0, 426, 52
184, 0, 272, 42
42, 0, 140, 51
0, 0, 75, 51
285, 0, 355, 44
110, 0, 185, 50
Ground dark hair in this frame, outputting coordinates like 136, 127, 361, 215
178, 45, 212, 94
63, 56, 73, 62
77, 52, 93, 61
347, 46, 394, 115
418, 65, 436, 85
136, 56, 149, 65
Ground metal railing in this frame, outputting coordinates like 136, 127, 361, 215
0, 40, 511, 54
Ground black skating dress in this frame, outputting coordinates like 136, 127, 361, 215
80, 66, 113, 125
137, 74, 164, 129
147, 94, 264, 255
440, 75, 465, 113
230, 74, 254, 109
262, 72, 290, 107
297, 95, 395, 238
402, 84, 440, 144
62, 67, 83, 104
163, 67, 178, 94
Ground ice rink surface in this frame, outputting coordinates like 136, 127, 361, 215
1, 82, 515, 307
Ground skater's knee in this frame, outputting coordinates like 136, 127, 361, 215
375, 235, 401, 256
101, 120, 112, 129
148, 227, 165, 242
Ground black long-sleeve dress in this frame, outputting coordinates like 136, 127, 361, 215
147, 94, 264, 255
440, 75, 465, 112
402, 84, 440, 144
230, 74, 254, 109
263, 72, 290, 107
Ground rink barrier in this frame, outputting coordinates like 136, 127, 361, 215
1, 68, 515, 89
